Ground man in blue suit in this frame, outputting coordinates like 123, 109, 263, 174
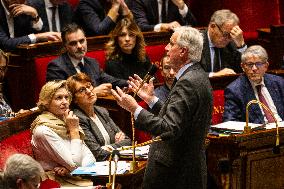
46, 23, 127, 96
0, 0, 61, 50
223, 45, 284, 124
131, 0, 196, 32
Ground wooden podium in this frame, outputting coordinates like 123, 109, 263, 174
207, 128, 284, 189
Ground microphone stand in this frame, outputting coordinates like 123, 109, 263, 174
245, 100, 280, 153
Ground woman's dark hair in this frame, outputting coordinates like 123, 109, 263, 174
105, 18, 146, 62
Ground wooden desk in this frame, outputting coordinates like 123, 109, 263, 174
207, 128, 284, 189
0, 110, 39, 140
91, 161, 147, 189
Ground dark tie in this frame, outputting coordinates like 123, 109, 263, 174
213, 47, 220, 72
161, 0, 167, 23
171, 78, 177, 88
51, 6, 57, 32
78, 62, 87, 74
256, 85, 274, 123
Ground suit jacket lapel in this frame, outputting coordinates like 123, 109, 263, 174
202, 31, 211, 72
151, 0, 159, 24
242, 76, 264, 123
62, 53, 77, 76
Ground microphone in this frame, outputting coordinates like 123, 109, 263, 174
133, 64, 158, 97
112, 149, 120, 163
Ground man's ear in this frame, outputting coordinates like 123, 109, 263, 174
16, 178, 24, 189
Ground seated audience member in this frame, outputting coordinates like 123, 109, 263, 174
199, 9, 246, 77
29, 0, 73, 32
223, 45, 284, 124
46, 23, 128, 96
105, 17, 152, 80
154, 55, 177, 103
75, 0, 131, 36
0, 49, 12, 115
31, 80, 96, 176
131, 0, 196, 32
1, 153, 44, 189
67, 73, 131, 161
0, 0, 61, 50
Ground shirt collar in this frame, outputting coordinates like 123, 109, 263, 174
208, 32, 215, 48
68, 55, 84, 67
175, 61, 195, 80
44, 0, 55, 8
249, 77, 265, 88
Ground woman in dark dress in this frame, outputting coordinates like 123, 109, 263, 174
105, 17, 152, 80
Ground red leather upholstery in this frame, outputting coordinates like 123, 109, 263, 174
0, 130, 33, 170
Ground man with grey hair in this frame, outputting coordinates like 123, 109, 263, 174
199, 9, 246, 77
111, 26, 212, 188
223, 45, 284, 123
1, 153, 44, 189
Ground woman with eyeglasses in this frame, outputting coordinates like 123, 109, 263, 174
67, 73, 131, 161
105, 17, 152, 80
31, 80, 96, 176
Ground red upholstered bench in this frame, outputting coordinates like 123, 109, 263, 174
0, 130, 33, 170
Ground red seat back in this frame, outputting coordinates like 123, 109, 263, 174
211, 90, 225, 125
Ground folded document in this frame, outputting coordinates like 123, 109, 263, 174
71, 161, 130, 176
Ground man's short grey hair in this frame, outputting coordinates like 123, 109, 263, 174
210, 9, 239, 26
175, 26, 203, 62
241, 45, 268, 63
3, 153, 44, 188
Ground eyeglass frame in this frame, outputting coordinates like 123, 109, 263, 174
243, 61, 267, 69
75, 82, 94, 95
215, 23, 231, 39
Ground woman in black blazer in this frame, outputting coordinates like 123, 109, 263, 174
67, 72, 131, 161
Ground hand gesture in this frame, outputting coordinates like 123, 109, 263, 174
171, 0, 185, 9
115, 131, 125, 142
128, 74, 155, 104
64, 110, 80, 139
230, 25, 245, 48
35, 32, 61, 42
9, 4, 38, 18
161, 21, 181, 31
212, 68, 236, 77
111, 86, 139, 113
54, 166, 70, 176
94, 83, 112, 96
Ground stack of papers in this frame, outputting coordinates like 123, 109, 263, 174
210, 121, 284, 135
119, 145, 149, 159
71, 161, 130, 176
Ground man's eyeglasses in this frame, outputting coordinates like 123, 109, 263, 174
244, 62, 267, 69
76, 82, 94, 95
215, 24, 231, 39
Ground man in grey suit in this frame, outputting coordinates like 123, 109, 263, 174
112, 26, 212, 189
200, 9, 246, 77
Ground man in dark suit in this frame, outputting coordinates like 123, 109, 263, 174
46, 23, 127, 96
75, 0, 131, 36
131, 0, 196, 32
0, 0, 61, 50
199, 9, 246, 77
111, 26, 212, 189
29, 0, 73, 32
223, 45, 284, 124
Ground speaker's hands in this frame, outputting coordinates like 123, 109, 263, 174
111, 87, 139, 114
128, 74, 155, 104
